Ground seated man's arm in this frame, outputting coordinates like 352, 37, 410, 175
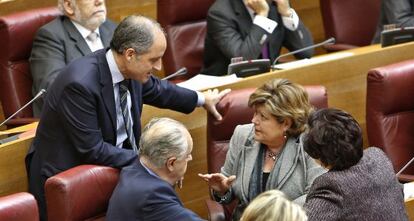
282, 18, 314, 59
383, 0, 414, 27
30, 27, 69, 96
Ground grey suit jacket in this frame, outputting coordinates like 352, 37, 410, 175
221, 124, 325, 220
30, 15, 116, 116
304, 147, 408, 221
372, 0, 414, 43
200, 0, 314, 76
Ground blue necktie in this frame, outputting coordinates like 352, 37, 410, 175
119, 80, 138, 153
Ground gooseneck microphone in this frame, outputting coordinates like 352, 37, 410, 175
396, 156, 414, 177
0, 89, 47, 127
161, 67, 188, 81
270, 37, 336, 70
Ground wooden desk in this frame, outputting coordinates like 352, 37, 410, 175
406, 197, 414, 221
0, 122, 37, 196
142, 42, 414, 218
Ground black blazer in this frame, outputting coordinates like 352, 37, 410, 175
107, 161, 204, 221
200, 0, 314, 76
30, 15, 117, 116
27, 49, 198, 219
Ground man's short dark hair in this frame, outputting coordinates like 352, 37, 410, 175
303, 108, 363, 170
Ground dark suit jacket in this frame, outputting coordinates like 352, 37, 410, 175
304, 147, 408, 221
27, 49, 198, 220
106, 161, 203, 221
30, 15, 117, 116
200, 0, 313, 76
372, 0, 414, 43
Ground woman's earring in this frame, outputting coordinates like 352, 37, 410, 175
283, 131, 287, 139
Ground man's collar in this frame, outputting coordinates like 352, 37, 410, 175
71, 20, 100, 39
105, 50, 125, 85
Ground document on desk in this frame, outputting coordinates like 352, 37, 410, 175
404, 182, 414, 200
273, 52, 355, 70
177, 74, 241, 91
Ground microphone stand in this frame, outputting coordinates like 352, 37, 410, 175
0, 89, 47, 127
161, 67, 188, 81
270, 37, 336, 70
396, 156, 414, 177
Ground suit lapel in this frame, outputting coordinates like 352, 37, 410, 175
276, 137, 299, 188
241, 135, 260, 201
99, 21, 113, 48
98, 51, 117, 140
62, 17, 91, 56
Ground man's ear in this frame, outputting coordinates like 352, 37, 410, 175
166, 157, 177, 172
124, 48, 136, 62
63, 0, 75, 16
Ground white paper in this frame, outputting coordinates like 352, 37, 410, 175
273, 52, 355, 70
404, 182, 414, 200
177, 74, 241, 91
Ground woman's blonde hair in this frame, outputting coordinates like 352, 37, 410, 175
240, 190, 307, 221
248, 78, 313, 137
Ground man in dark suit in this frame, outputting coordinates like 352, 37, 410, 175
200, 0, 314, 76
107, 117, 204, 221
27, 15, 229, 220
30, 0, 116, 116
372, 0, 414, 43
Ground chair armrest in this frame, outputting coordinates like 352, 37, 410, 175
205, 199, 225, 221
324, 44, 358, 52
399, 174, 414, 183
5, 118, 39, 128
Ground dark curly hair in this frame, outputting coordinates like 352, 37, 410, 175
303, 108, 363, 170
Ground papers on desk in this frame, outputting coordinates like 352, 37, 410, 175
177, 74, 241, 91
404, 182, 414, 200
273, 52, 355, 70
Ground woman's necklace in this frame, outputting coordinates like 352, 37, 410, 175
267, 149, 282, 161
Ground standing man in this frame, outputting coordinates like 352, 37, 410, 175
107, 118, 204, 221
372, 0, 414, 43
27, 15, 229, 220
200, 0, 314, 76
30, 0, 116, 116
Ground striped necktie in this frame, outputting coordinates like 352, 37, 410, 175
119, 80, 138, 153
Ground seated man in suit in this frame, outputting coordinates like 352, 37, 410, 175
372, 0, 414, 43
107, 117, 204, 221
30, 0, 117, 116
200, 0, 314, 76
27, 15, 229, 220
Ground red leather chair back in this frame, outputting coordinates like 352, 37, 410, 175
206, 85, 328, 221
157, 0, 215, 81
0, 7, 60, 122
320, 0, 381, 52
367, 60, 414, 181
0, 192, 39, 221
45, 165, 120, 221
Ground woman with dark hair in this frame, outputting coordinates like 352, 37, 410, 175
303, 108, 408, 221
199, 79, 325, 221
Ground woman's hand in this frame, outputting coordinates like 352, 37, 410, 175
198, 173, 236, 195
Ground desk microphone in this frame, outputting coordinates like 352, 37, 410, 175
0, 89, 47, 127
161, 67, 188, 81
270, 37, 336, 70
396, 156, 414, 177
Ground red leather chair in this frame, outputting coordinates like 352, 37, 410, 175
0, 7, 60, 127
0, 192, 39, 221
320, 0, 381, 52
206, 86, 328, 221
44, 165, 120, 221
157, 0, 214, 81
366, 60, 414, 182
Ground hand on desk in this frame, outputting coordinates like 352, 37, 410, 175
203, 88, 231, 121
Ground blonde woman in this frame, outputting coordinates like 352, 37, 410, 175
240, 190, 307, 221
199, 79, 325, 220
